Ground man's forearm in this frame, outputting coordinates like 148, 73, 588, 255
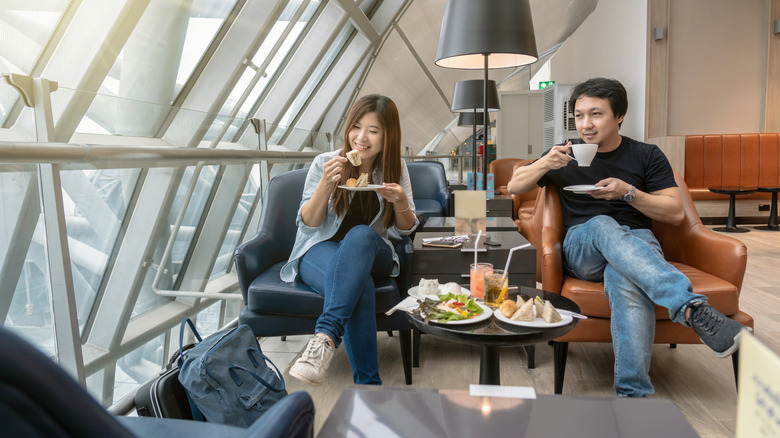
507, 160, 548, 194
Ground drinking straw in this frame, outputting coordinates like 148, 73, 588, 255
502, 243, 533, 278
473, 229, 482, 268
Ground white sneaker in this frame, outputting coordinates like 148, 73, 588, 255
289, 333, 335, 386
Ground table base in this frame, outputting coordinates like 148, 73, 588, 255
713, 226, 751, 233
754, 225, 780, 231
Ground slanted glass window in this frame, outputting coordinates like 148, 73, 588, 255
0, 1, 70, 126
79, 0, 237, 136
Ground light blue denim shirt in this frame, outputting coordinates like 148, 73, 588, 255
281, 151, 418, 283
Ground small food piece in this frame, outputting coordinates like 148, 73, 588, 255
346, 149, 361, 166
542, 300, 562, 323
418, 278, 439, 296
511, 299, 534, 321
355, 172, 369, 187
516, 296, 525, 307
499, 299, 517, 318
442, 282, 461, 295
346, 178, 357, 187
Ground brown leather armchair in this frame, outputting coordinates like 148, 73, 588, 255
538, 171, 754, 394
489, 158, 522, 195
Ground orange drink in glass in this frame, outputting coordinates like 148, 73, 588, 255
469, 263, 493, 299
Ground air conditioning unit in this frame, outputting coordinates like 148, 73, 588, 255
542, 84, 579, 151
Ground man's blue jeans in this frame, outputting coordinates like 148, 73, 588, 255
298, 225, 393, 385
563, 215, 706, 397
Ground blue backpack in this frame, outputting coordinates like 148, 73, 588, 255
177, 319, 287, 426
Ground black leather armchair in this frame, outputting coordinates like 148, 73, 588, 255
406, 161, 449, 222
233, 169, 414, 384
0, 326, 315, 438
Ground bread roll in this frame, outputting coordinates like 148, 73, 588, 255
346, 178, 357, 187
499, 300, 517, 318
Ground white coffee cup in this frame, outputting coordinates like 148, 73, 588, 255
569, 143, 598, 167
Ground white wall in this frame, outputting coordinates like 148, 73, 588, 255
548, 0, 648, 141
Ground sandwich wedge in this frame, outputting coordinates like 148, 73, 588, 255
346, 149, 361, 166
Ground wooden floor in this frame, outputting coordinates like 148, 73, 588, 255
278, 227, 780, 437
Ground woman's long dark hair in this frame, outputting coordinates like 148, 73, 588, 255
333, 94, 402, 229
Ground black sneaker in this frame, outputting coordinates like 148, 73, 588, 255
689, 303, 748, 358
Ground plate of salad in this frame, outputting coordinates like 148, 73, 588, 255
411, 293, 492, 325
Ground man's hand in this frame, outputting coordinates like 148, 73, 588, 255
588, 177, 632, 201
541, 142, 575, 171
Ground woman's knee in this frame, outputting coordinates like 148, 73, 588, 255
343, 225, 380, 249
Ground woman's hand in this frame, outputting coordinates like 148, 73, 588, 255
376, 183, 407, 205
319, 155, 347, 190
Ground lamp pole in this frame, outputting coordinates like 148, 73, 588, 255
483, 55, 490, 191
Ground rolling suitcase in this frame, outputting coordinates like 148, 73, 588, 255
134, 344, 194, 419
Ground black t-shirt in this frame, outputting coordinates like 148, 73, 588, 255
537, 136, 676, 231
330, 191, 380, 241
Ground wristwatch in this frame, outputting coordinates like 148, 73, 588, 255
622, 185, 636, 203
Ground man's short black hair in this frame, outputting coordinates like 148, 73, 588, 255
568, 78, 628, 127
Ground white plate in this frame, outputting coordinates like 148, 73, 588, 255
408, 284, 471, 301
337, 184, 384, 191
563, 185, 603, 195
493, 306, 573, 328
430, 302, 493, 325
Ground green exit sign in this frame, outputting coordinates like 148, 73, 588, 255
539, 81, 555, 89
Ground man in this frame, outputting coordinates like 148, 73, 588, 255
507, 77, 749, 397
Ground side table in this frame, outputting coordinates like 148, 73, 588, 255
406, 288, 579, 385
708, 186, 757, 232
755, 187, 780, 231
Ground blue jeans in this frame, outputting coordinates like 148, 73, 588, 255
298, 225, 393, 385
563, 215, 706, 397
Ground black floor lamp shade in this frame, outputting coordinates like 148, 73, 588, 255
450, 80, 500, 113
435, 0, 538, 69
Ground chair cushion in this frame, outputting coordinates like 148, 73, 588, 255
247, 262, 402, 316
561, 262, 740, 319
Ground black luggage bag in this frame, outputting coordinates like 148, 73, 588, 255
134, 344, 194, 419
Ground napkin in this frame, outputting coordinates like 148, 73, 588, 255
385, 296, 420, 315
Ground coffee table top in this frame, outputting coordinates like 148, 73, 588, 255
318, 386, 699, 438
422, 216, 517, 232
406, 287, 579, 347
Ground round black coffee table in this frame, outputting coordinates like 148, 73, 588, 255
755, 187, 780, 231
708, 186, 758, 232
406, 287, 580, 385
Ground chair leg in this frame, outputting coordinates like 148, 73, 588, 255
398, 329, 412, 385
553, 341, 569, 394
670, 343, 677, 348
387, 330, 393, 337
732, 350, 739, 390
524, 345, 535, 369
412, 329, 421, 367
281, 336, 287, 342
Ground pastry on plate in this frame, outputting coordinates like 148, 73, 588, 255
418, 278, 439, 296
499, 299, 516, 318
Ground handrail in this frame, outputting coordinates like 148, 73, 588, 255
0, 141, 320, 168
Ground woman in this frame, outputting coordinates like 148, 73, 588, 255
281, 94, 417, 385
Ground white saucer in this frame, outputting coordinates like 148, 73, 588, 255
563, 185, 603, 195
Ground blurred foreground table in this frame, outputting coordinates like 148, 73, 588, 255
318, 386, 699, 438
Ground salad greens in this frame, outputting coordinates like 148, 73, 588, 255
412, 293, 484, 323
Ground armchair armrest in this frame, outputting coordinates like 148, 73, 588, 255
233, 231, 286, 301
661, 223, 747, 292
540, 225, 565, 294
389, 234, 414, 296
